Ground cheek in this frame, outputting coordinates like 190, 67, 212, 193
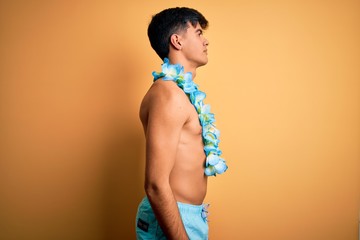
190, 38, 202, 50
184, 40, 196, 51
183, 37, 202, 52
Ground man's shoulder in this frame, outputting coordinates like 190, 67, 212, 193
141, 79, 191, 121
146, 79, 187, 104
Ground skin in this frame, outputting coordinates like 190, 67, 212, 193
139, 22, 209, 240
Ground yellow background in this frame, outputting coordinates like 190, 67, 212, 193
1, 1, 359, 239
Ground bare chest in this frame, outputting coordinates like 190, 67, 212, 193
181, 100, 202, 139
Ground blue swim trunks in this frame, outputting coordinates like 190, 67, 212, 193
135, 197, 209, 240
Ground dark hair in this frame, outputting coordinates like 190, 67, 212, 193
147, 7, 208, 60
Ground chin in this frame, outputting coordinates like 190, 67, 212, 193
198, 58, 208, 67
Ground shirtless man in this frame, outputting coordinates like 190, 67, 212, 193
136, 7, 226, 240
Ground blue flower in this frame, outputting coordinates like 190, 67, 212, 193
190, 91, 206, 110
203, 124, 220, 138
200, 103, 211, 114
206, 153, 220, 166
184, 72, 193, 82
204, 165, 216, 176
214, 158, 228, 174
204, 143, 222, 155
203, 132, 220, 147
199, 112, 215, 125
152, 71, 165, 80
162, 58, 184, 81
205, 157, 228, 176
182, 78, 197, 93
190, 90, 205, 100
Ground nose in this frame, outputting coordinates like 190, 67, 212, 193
204, 38, 209, 46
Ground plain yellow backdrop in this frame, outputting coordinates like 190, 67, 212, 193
0, 1, 359, 239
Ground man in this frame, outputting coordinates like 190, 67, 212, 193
135, 7, 227, 240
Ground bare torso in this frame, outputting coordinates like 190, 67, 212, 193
140, 79, 207, 205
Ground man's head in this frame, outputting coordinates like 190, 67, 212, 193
148, 7, 208, 61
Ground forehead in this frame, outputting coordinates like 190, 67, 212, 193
186, 22, 202, 31
182, 22, 203, 35
176, 22, 203, 37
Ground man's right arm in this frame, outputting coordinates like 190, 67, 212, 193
144, 83, 189, 239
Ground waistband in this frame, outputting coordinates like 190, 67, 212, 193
141, 197, 205, 213
141, 197, 209, 222
177, 201, 204, 215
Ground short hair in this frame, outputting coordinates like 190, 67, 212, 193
147, 7, 208, 60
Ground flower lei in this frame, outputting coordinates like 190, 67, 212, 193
152, 58, 228, 176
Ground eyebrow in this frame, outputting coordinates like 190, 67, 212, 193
195, 29, 203, 34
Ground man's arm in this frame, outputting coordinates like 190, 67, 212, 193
144, 82, 189, 239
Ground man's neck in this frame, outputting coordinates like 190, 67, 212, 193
168, 55, 197, 79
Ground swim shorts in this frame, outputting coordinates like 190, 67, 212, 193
135, 197, 209, 240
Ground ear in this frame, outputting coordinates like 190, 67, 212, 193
170, 34, 182, 50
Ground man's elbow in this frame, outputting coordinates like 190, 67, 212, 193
144, 179, 170, 197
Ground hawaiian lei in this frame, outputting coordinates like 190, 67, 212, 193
152, 58, 228, 176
